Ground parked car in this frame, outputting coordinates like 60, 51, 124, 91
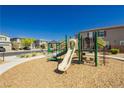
19, 48, 23, 50
23, 47, 31, 50
0, 47, 6, 52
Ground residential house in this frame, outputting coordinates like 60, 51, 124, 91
48, 40, 58, 48
10, 38, 22, 50
0, 34, 11, 51
34, 39, 48, 49
11, 38, 36, 50
78, 25, 124, 52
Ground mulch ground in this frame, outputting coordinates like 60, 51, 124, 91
0, 59, 4, 65
0, 56, 123, 88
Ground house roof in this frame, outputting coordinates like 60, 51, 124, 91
10, 37, 25, 41
48, 40, 58, 44
0, 34, 10, 38
10, 37, 22, 39
35, 39, 48, 42
80, 25, 124, 33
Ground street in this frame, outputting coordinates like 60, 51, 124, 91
0, 49, 47, 57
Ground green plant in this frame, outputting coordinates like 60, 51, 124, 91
32, 52, 37, 57
19, 54, 25, 58
97, 37, 106, 48
41, 44, 46, 49
17, 52, 44, 58
110, 48, 119, 54
43, 52, 46, 55
35, 46, 40, 49
21, 38, 35, 48
25, 55, 30, 58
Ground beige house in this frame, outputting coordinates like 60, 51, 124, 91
79, 25, 124, 52
0, 34, 11, 51
35, 39, 48, 49
11, 38, 36, 50
10, 38, 22, 50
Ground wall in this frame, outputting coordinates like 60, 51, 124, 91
105, 28, 124, 52
0, 35, 12, 51
79, 27, 124, 52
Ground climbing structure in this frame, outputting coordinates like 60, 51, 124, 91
78, 31, 106, 66
47, 35, 68, 61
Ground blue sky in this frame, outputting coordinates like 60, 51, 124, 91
0, 5, 124, 40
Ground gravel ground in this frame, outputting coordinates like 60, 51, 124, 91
0, 59, 4, 65
0, 57, 123, 88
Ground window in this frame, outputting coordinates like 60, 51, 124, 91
120, 41, 124, 46
0, 37, 6, 41
98, 30, 106, 37
0, 37, 2, 41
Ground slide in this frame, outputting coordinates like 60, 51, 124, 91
58, 39, 76, 72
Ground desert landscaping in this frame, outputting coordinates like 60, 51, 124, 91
0, 59, 4, 65
0, 56, 123, 88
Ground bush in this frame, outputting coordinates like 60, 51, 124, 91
19, 48, 23, 50
17, 52, 44, 58
32, 53, 37, 57
19, 54, 25, 58
25, 55, 30, 58
110, 48, 119, 54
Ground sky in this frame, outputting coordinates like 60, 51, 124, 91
0, 5, 124, 40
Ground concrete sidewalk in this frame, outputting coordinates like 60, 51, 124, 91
0, 55, 46, 75
87, 54, 124, 61
100, 55, 124, 61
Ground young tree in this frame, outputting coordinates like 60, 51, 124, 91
21, 38, 35, 48
97, 37, 106, 48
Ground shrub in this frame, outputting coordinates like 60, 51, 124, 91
17, 52, 44, 58
19, 48, 23, 50
20, 54, 25, 58
17, 54, 31, 58
43, 52, 46, 55
25, 55, 30, 58
110, 48, 119, 54
32, 53, 37, 57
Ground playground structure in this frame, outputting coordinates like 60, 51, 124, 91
78, 31, 107, 66
58, 39, 76, 71
40, 42, 48, 50
47, 35, 78, 72
47, 35, 68, 61
47, 31, 107, 72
